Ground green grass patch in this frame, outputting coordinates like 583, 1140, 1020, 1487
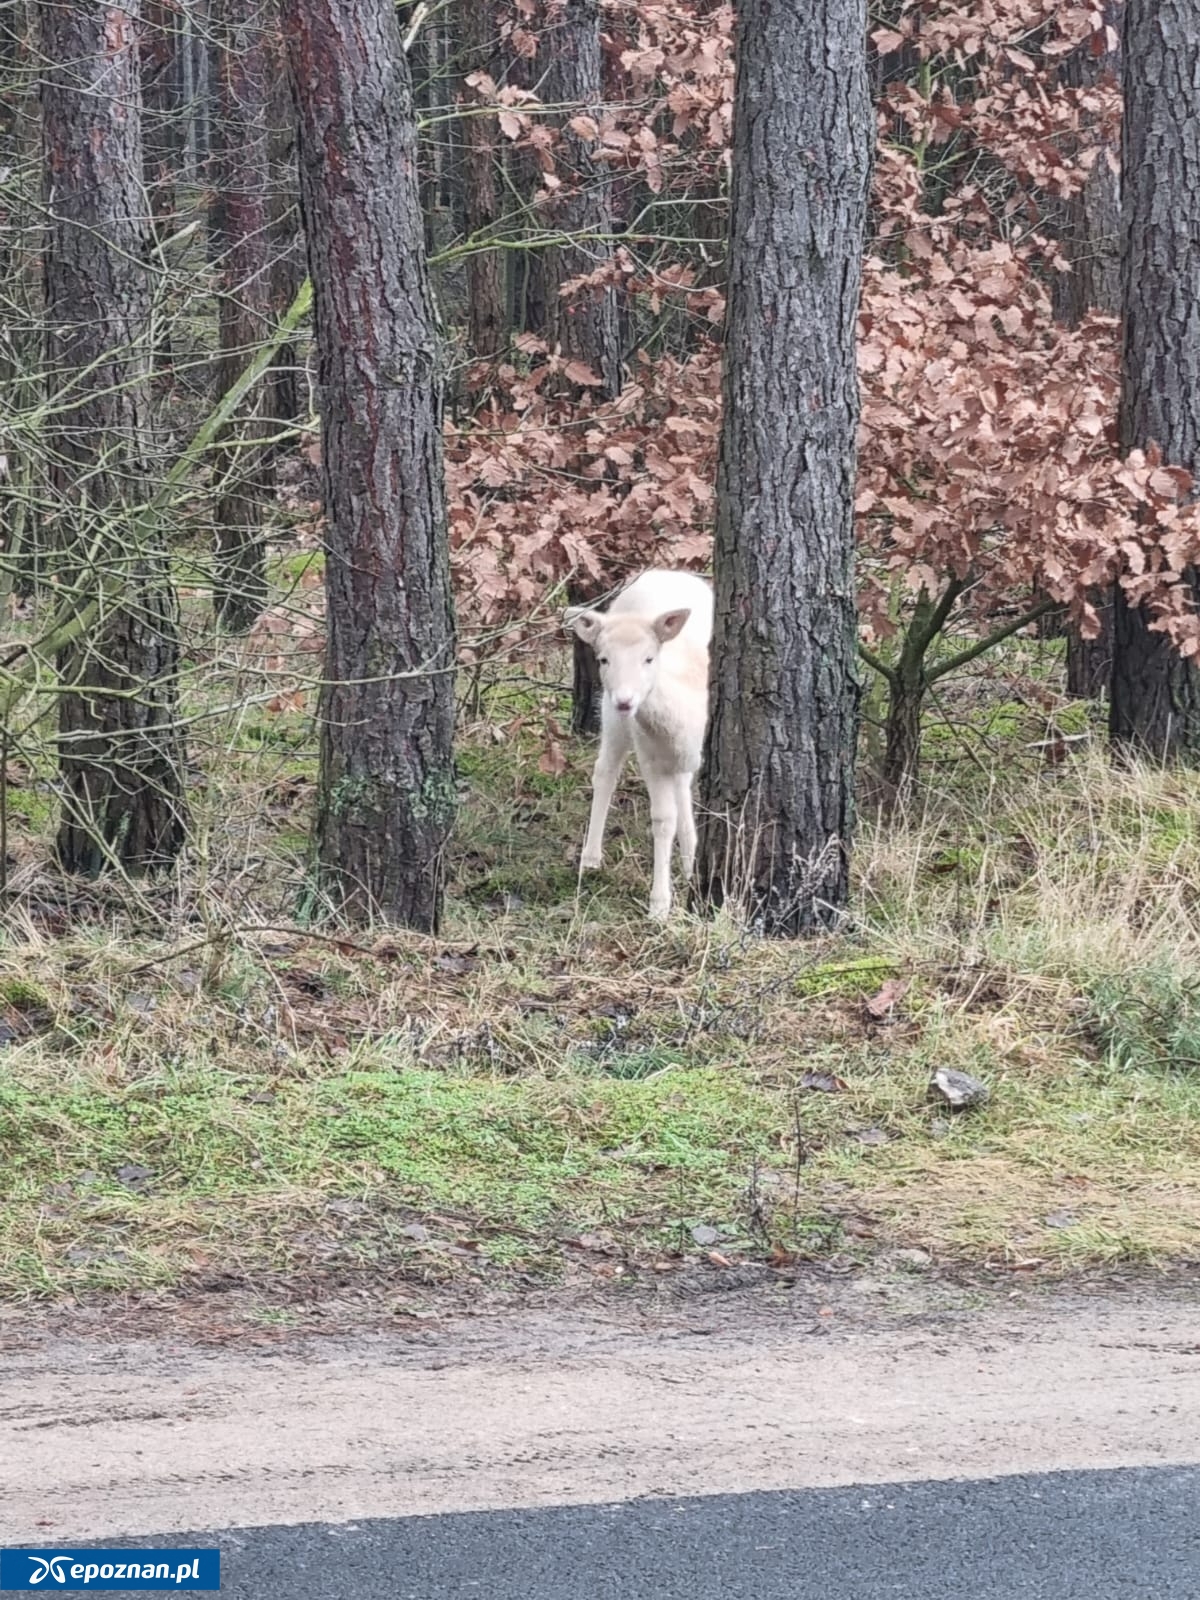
2, 639, 1200, 1298
0, 1061, 790, 1294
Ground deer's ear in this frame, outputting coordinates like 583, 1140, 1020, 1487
564, 607, 605, 646
653, 608, 691, 644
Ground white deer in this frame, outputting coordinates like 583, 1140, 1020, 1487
564, 569, 714, 919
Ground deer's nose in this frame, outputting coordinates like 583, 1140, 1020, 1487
615, 698, 634, 714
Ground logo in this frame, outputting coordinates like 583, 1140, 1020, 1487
25, 1560, 70, 1587
0, 1549, 219, 1592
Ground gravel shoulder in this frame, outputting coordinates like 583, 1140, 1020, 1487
3, 1268, 1198, 1543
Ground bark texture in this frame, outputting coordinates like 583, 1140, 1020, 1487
283, 0, 457, 930
540, 0, 621, 399
695, 0, 871, 935
211, 0, 273, 630
41, 0, 186, 876
1110, 0, 1200, 757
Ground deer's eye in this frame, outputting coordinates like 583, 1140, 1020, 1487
599, 656, 608, 666
644, 657, 653, 665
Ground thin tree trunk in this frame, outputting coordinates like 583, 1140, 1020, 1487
1110, 0, 1200, 758
211, 0, 273, 631
1051, 1, 1122, 700
191, 0, 210, 167
540, 0, 620, 399
0, 0, 37, 592
882, 679, 924, 809
140, 0, 182, 235
510, 24, 548, 339
140, 0, 183, 369
266, 24, 305, 432
1052, 2, 1123, 327
568, 578, 602, 736
695, 0, 871, 935
180, 0, 196, 175
41, 0, 186, 876
536, 0, 622, 733
283, 0, 457, 930
1067, 591, 1115, 700
457, 0, 507, 366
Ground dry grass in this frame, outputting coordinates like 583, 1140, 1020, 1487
1, 614, 1200, 1300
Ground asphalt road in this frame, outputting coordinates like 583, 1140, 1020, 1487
86, 1466, 1200, 1598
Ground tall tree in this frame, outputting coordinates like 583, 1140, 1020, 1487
511, 28, 548, 342
283, 0, 457, 929
695, 0, 870, 935
537, 0, 623, 736
140, 0, 182, 235
540, 0, 620, 399
139, 0, 183, 367
1052, 3, 1123, 330
265, 25, 305, 431
1110, 0, 1200, 758
457, 0, 507, 367
41, 0, 186, 876
211, 0, 273, 630
0, 0, 30, 459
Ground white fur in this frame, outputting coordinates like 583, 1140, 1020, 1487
564, 570, 713, 919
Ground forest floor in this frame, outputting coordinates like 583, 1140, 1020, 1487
1, 583, 1199, 1319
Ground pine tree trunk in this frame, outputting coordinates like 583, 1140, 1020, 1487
41, 0, 187, 876
1110, 0, 1200, 758
540, 0, 621, 399
140, 0, 182, 235
457, 0, 507, 366
1051, 2, 1123, 328
283, 0, 457, 930
695, 0, 870, 935
211, 0, 273, 631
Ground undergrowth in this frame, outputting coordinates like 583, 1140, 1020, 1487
1, 603, 1199, 1300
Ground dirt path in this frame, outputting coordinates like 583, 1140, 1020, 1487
3, 1273, 1199, 1543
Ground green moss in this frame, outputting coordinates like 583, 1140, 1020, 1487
2, 789, 55, 830
0, 1064, 788, 1291
0, 976, 52, 1012
792, 957, 895, 999
270, 549, 326, 585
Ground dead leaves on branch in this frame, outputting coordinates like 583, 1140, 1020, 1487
874, 1, 1120, 199
448, 336, 719, 638
461, 0, 732, 201
858, 146, 1200, 659
263, 0, 1200, 680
